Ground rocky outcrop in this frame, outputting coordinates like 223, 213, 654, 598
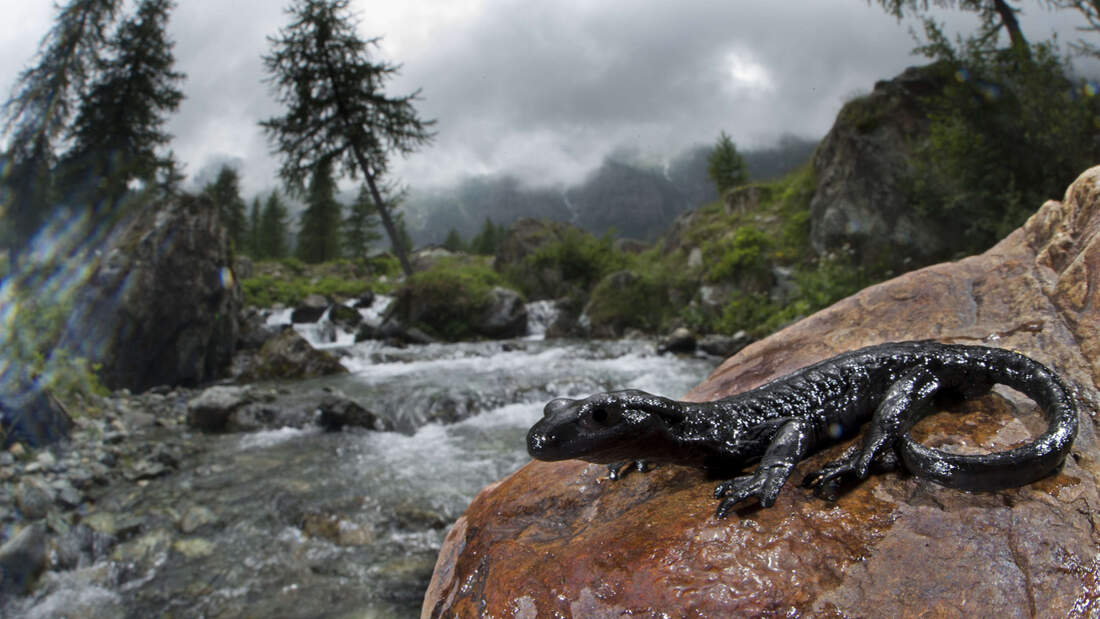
423, 167, 1100, 617
236, 329, 347, 382
493, 218, 584, 300
810, 63, 962, 270
60, 194, 241, 392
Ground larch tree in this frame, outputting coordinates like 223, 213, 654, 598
0, 0, 121, 261
261, 0, 434, 276
57, 0, 184, 216
707, 132, 748, 195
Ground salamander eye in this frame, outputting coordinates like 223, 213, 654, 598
582, 405, 620, 429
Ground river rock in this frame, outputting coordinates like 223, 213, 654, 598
470, 287, 528, 339
0, 522, 47, 596
0, 376, 72, 449
186, 386, 251, 432
237, 329, 347, 382
291, 294, 329, 323
317, 395, 392, 432
60, 193, 241, 392
698, 331, 754, 358
657, 327, 696, 354
423, 167, 1100, 616
328, 303, 362, 331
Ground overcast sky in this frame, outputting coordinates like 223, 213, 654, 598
0, 1, 1091, 196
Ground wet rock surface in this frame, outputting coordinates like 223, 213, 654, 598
423, 167, 1100, 616
236, 329, 347, 382
59, 194, 242, 392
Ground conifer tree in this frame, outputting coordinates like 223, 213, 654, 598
469, 217, 502, 255
707, 131, 748, 194
442, 228, 467, 252
258, 191, 289, 259
247, 197, 262, 256
56, 0, 184, 216
296, 158, 343, 263
0, 0, 121, 260
261, 0, 434, 276
203, 166, 248, 248
343, 184, 382, 259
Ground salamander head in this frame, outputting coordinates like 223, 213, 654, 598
526, 389, 683, 464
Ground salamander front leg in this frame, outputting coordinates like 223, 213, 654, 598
804, 367, 941, 495
714, 418, 815, 518
607, 460, 650, 480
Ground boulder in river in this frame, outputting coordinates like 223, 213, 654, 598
237, 329, 347, 382
59, 193, 241, 392
423, 167, 1100, 616
291, 294, 329, 324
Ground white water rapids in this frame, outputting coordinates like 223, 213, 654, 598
10, 301, 715, 618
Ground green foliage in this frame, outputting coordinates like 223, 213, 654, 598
442, 228, 467, 252
905, 25, 1100, 253
296, 159, 344, 263
256, 191, 290, 259
704, 226, 773, 285
241, 274, 371, 308
585, 258, 696, 335
512, 228, 629, 299
2, 281, 108, 410
56, 0, 184, 214
261, 0, 434, 275
204, 165, 248, 248
0, 0, 122, 256
707, 131, 748, 194
469, 217, 503, 255
394, 259, 513, 340
343, 183, 382, 259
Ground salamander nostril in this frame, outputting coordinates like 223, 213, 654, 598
592, 407, 608, 424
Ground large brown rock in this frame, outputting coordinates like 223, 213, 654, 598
60, 194, 241, 392
423, 167, 1100, 617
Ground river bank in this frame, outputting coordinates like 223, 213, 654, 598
1, 331, 714, 617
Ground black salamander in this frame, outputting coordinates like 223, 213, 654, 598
526, 341, 1078, 518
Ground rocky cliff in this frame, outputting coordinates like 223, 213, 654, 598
60, 194, 241, 392
810, 63, 963, 271
422, 166, 1100, 617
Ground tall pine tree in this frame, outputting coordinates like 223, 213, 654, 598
296, 158, 343, 263
56, 0, 184, 216
343, 183, 381, 259
0, 0, 121, 261
247, 196, 262, 256
257, 190, 289, 259
261, 0, 434, 276
203, 166, 247, 249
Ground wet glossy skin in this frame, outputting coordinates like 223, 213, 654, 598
527, 341, 1079, 518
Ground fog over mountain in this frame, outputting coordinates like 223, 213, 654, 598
403, 136, 818, 244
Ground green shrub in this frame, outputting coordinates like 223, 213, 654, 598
704, 225, 773, 285
241, 274, 375, 308
505, 228, 629, 299
585, 264, 695, 336
392, 259, 518, 341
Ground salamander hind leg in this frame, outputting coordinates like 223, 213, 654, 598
803, 366, 941, 496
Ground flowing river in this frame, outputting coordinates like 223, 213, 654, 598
8, 302, 714, 618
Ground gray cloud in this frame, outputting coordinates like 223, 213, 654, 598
1, 1, 1092, 196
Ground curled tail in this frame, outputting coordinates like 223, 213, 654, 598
899, 348, 1079, 490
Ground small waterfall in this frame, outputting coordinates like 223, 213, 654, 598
525, 299, 560, 339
